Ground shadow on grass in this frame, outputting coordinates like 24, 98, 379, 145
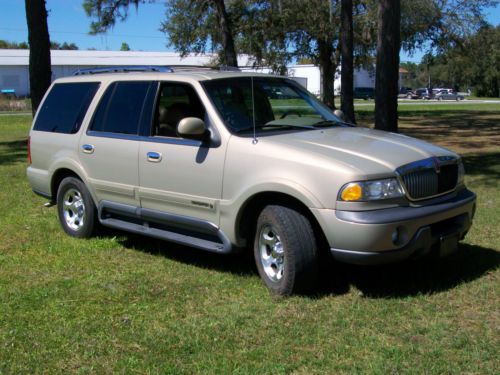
0, 139, 28, 166
117, 232, 256, 277
462, 152, 500, 186
318, 244, 499, 298
356, 110, 500, 152
116, 231, 498, 298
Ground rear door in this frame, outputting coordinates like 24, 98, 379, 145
79, 80, 155, 207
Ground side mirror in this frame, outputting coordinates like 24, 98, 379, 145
333, 109, 346, 121
177, 117, 208, 140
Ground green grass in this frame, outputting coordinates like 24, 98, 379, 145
0, 109, 499, 374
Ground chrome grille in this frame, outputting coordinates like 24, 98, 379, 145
397, 157, 459, 200
402, 169, 438, 199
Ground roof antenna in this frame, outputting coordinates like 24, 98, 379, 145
251, 76, 258, 145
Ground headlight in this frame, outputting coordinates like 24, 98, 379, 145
457, 159, 465, 185
338, 178, 404, 201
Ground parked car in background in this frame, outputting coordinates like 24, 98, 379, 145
435, 89, 464, 101
398, 87, 412, 98
404, 88, 428, 99
353, 87, 375, 100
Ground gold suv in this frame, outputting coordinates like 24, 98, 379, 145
27, 67, 476, 295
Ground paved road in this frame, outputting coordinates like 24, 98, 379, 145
0, 112, 31, 116
355, 99, 500, 107
1, 100, 499, 116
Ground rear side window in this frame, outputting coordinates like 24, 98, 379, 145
33, 82, 100, 133
89, 81, 151, 135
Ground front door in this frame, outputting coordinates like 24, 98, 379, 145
138, 81, 226, 225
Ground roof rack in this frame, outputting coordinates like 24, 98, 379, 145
73, 64, 242, 76
159, 65, 241, 72
73, 66, 173, 75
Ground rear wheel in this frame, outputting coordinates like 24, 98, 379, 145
254, 205, 318, 296
57, 177, 98, 238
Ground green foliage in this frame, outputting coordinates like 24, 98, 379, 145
422, 24, 499, 96
50, 41, 79, 50
356, 0, 497, 57
161, 0, 215, 57
0, 40, 78, 50
83, 0, 145, 34
0, 40, 29, 49
120, 42, 131, 51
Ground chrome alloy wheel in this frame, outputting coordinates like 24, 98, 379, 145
62, 188, 86, 231
258, 224, 285, 282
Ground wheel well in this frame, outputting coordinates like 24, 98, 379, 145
50, 169, 81, 201
237, 192, 328, 250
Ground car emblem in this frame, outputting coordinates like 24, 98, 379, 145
432, 157, 441, 173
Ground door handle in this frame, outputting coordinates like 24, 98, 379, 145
147, 151, 162, 162
81, 144, 94, 154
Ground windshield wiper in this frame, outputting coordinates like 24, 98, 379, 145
235, 123, 315, 133
312, 120, 355, 128
261, 123, 316, 130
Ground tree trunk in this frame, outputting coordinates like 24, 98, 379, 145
211, 0, 238, 67
318, 39, 335, 109
374, 0, 400, 132
340, 0, 355, 123
25, 0, 52, 116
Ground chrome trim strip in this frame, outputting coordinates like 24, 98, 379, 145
86, 130, 203, 146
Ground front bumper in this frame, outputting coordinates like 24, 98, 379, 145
311, 189, 476, 265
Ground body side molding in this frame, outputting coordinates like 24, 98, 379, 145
98, 200, 233, 254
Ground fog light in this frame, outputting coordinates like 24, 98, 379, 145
391, 228, 400, 245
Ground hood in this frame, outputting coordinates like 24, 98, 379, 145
261, 126, 457, 176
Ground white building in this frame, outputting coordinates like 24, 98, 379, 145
0, 49, 251, 97
0, 49, 375, 97
242, 64, 376, 96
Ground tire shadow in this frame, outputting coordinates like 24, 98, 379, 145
114, 231, 256, 277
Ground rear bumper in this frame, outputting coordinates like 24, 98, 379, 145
312, 189, 476, 265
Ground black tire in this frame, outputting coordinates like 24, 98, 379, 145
57, 177, 98, 238
253, 205, 318, 296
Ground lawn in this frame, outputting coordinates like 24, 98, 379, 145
0, 106, 499, 374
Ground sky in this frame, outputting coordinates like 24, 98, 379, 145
1, 0, 499, 63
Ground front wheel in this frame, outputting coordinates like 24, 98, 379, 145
57, 177, 98, 238
254, 205, 318, 295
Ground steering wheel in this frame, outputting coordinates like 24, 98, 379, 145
280, 110, 302, 119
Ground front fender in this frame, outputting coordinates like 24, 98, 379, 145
219, 178, 323, 246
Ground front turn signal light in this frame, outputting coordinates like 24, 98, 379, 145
340, 183, 363, 201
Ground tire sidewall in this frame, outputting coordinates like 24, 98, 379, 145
253, 205, 318, 296
254, 208, 294, 294
57, 177, 97, 238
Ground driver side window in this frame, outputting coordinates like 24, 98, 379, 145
154, 82, 206, 138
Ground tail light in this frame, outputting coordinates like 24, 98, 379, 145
27, 136, 32, 164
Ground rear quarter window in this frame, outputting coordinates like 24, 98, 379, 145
33, 82, 100, 133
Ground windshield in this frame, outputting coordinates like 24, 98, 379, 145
202, 77, 343, 134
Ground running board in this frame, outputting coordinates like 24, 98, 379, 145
98, 200, 232, 254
